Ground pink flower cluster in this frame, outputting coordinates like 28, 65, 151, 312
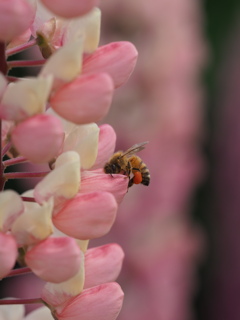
0, 0, 138, 319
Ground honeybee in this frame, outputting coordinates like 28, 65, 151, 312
104, 142, 150, 188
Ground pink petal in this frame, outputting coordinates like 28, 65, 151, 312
40, 0, 98, 18
84, 244, 124, 289
91, 124, 116, 170
0, 0, 35, 42
50, 73, 114, 124
81, 169, 128, 204
11, 114, 64, 163
0, 233, 18, 278
82, 42, 138, 88
53, 191, 118, 240
25, 237, 83, 283
57, 282, 124, 320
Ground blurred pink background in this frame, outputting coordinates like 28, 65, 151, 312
91, 0, 208, 319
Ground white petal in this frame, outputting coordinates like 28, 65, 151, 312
34, 151, 81, 205
11, 198, 54, 246
63, 8, 101, 53
1, 76, 53, 121
46, 109, 99, 169
40, 40, 83, 83
0, 190, 24, 232
63, 123, 99, 169
0, 301, 24, 320
25, 306, 53, 320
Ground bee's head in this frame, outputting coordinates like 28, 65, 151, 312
104, 162, 120, 174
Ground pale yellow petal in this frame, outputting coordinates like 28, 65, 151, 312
1, 76, 53, 121
34, 151, 81, 205
0, 190, 24, 232
11, 198, 54, 246
40, 40, 83, 83
64, 8, 101, 53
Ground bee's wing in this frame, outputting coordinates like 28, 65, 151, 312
120, 141, 148, 158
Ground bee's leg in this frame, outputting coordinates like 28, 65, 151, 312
126, 161, 131, 176
128, 177, 134, 188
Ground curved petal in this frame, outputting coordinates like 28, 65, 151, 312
0, 190, 24, 233
0, 233, 18, 279
11, 114, 64, 164
25, 237, 83, 283
34, 151, 80, 205
81, 169, 128, 204
62, 123, 99, 170
25, 306, 53, 320
40, 0, 98, 18
46, 109, 100, 169
40, 40, 83, 88
11, 198, 54, 247
63, 8, 101, 53
56, 282, 124, 320
0, 0, 35, 42
50, 73, 113, 124
84, 244, 124, 289
82, 41, 138, 88
91, 124, 116, 169
0, 76, 52, 122
41, 266, 85, 308
53, 191, 118, 240
0, 303, 25, 320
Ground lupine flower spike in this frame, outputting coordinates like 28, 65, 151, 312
0, 0, 138, 319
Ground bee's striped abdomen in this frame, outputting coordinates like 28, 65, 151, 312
141, 163, 150, 186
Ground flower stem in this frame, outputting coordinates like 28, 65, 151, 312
21, 196, 36, 202
2, 142, 12, 157
4, 171, 49, 179
0, 42, 8, 74
3, 156, 28, 167
7, 59, 45, 69
0, 298, 43, 305
6, 39, 37, 57
6, 267, 32, 278
0, 120, 5, 191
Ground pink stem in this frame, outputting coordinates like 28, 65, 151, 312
7, 76, 22, 82
8, 59, 45, 68
0, 120, 5, 191
4, 171, 49, 179
2, 141, 12, 157
21, 196, 36, 202
0, 298, 43, 305
3, 156, 28, 167
6, 39, 37, 57
6, 267, 32, 278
